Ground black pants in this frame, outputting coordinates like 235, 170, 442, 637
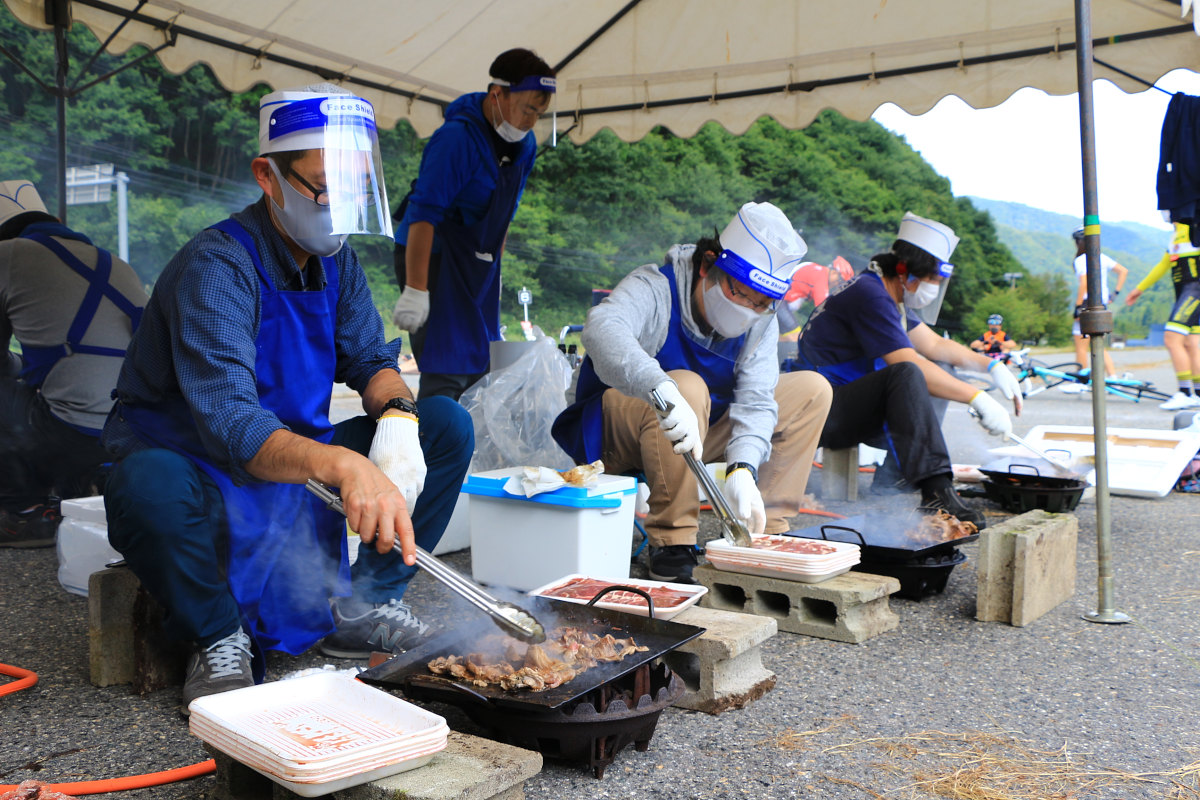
0, 377, 111, 511
394, 243, 486, 402
818, 362, 951, 486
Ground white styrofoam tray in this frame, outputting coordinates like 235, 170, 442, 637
703, 557, 856, 583
706, 535, 861, 565
989, 425, 1200, 498
527, 574, 708, 620
188, 673, 447, 794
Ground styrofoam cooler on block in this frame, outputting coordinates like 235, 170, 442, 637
463, 468, 637, 591
431, 488, 470, 555
56, 496, 122, 597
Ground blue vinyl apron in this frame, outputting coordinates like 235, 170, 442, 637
552, 263, 744, 463
118, 219, 348, 655
17, 232, 142, 433
417, 139, 525, 376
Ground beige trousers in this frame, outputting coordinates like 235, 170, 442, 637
600, 370, 832, 546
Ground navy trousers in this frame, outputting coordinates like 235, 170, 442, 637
104, 396, 473, 648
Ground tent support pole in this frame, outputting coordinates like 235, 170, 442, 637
1075, 0, 1129, 626
50, 1, 71, 223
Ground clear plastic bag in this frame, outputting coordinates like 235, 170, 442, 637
460, 330, 574, 472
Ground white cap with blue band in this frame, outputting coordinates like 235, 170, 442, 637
896, 211, 958, 277
489, 75, 557, 94
716, 202, 808, 300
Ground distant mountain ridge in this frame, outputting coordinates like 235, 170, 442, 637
967, 196, 1169, 281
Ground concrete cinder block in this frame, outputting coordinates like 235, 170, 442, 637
694, 564, 900, 643
976, 509, 1078, 627
820, 447, 859, 501
666, 605, 777, 714
87, 565, 185, 692
207, 732, 542, 800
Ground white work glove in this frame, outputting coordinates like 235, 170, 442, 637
652, 380, 703, 461
723, 466, 766, 536
988, 359, 1024, 412
969, 390, 1013, 438
368, 412, 426, 511
392, 288, 430, 332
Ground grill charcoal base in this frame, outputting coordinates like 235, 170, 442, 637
854, 548, 968, 600
405, 660, 683, 779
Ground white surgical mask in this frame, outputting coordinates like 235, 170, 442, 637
490, 95, 529, 143
268, 160, 348, 258
903, 278, 941, 309
703, 279, 762, 338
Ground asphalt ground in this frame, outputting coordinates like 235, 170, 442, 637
2, 346, 1198, 800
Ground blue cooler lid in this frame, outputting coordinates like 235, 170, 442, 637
462, 468, 636, 509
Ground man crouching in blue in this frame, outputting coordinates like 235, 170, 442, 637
101, 84, 473, 713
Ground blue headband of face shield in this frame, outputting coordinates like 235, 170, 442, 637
490, 75, 557, 94
715, 249, 794, 300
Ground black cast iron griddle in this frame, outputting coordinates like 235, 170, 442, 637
979, 457, 1088, 488
357, 596, 705, 711
784, 513, 979, 563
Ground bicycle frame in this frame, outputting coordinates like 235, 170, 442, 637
1006, 351, 1169, 403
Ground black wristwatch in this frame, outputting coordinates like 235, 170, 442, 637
726, 462, 758, 483
379, 396, 419, 420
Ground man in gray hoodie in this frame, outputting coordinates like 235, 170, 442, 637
553, 203, 832, 583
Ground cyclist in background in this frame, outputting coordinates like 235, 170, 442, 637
1125, 220, 1200, 410
971, 314, 1016, 358
1069, 227, 1128, 385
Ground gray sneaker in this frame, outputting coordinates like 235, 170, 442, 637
319, 599, 432, 659
182, 629, 254, 713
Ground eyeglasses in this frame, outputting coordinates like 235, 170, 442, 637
722, 275, 774, 313
286, 168, 376, 208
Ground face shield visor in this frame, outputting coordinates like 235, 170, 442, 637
261, 92, 393, 239
904, 260, 953, 326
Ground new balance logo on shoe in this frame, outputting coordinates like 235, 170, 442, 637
319, 598, 432, 659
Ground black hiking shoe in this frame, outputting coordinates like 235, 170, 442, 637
0, 502, 62, 548
182, 629, 254, 714
648, 544, 700, 584
870, 456, 914, 496
319, 599, 432, 659
918, 485, 986, 530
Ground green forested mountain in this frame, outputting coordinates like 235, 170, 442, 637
967, 197, 1176, 337
2, 8, 1077, 348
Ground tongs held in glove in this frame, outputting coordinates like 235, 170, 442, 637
648, 388, 752, 547
305, 479, 546, 644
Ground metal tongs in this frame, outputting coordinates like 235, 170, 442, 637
305, 479, 546, 644
648, 388, 753, 547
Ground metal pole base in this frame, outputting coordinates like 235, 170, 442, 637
1082, 610, 1131, 624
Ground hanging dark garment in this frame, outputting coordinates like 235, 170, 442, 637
1157, 92, 1200, 246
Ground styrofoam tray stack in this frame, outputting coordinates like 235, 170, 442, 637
705, 534, 861, 583
188, 672, 448, 797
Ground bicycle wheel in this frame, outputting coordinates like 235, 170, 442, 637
960, 371, 995, 394
1104, 379, 1171, 403
1026, 360, 1082, 394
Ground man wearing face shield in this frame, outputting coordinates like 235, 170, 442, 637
101, 85, 474, 711
391, 49, 555, 400
791, 213, 1024, 529
552, 203, 833, 584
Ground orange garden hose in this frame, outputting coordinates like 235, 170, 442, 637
0, 662, 216, 795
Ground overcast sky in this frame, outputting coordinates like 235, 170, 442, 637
871, 68, 1200, 232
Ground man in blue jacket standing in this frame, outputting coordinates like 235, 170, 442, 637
391, 49, 555, 400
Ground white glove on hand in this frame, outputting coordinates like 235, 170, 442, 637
652, 380, 703, 460
368, 413, 426, 511
392, 288, 430, 332
969, 391, 1012, 438
988, 360, 1024, 411
723, 466, 766, 536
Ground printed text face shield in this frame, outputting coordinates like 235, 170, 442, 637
266, 96, 393, 238
907, 262, 953, 326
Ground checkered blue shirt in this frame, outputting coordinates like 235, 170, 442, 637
104, 198, 400, 483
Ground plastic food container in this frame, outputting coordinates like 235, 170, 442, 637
527, 574, 708, 620
705, 535, 860, 583
56, 496, 122, 597
463, 468, 638, 591
188, 672, 447, 797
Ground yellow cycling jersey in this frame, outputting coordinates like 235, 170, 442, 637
1138, 222, 1200, 292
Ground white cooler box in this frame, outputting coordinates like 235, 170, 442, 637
463, 468, 637, 591
56, 496, 123, 596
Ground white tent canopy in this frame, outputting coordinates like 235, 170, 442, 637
3, 0, 1198, 142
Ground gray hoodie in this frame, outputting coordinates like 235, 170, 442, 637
580, 244, 782, 468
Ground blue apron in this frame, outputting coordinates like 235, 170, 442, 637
418, 134, 525, 375
552, 263, 744, 463
17, 232, 143, 427
118, 219, 348, 655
